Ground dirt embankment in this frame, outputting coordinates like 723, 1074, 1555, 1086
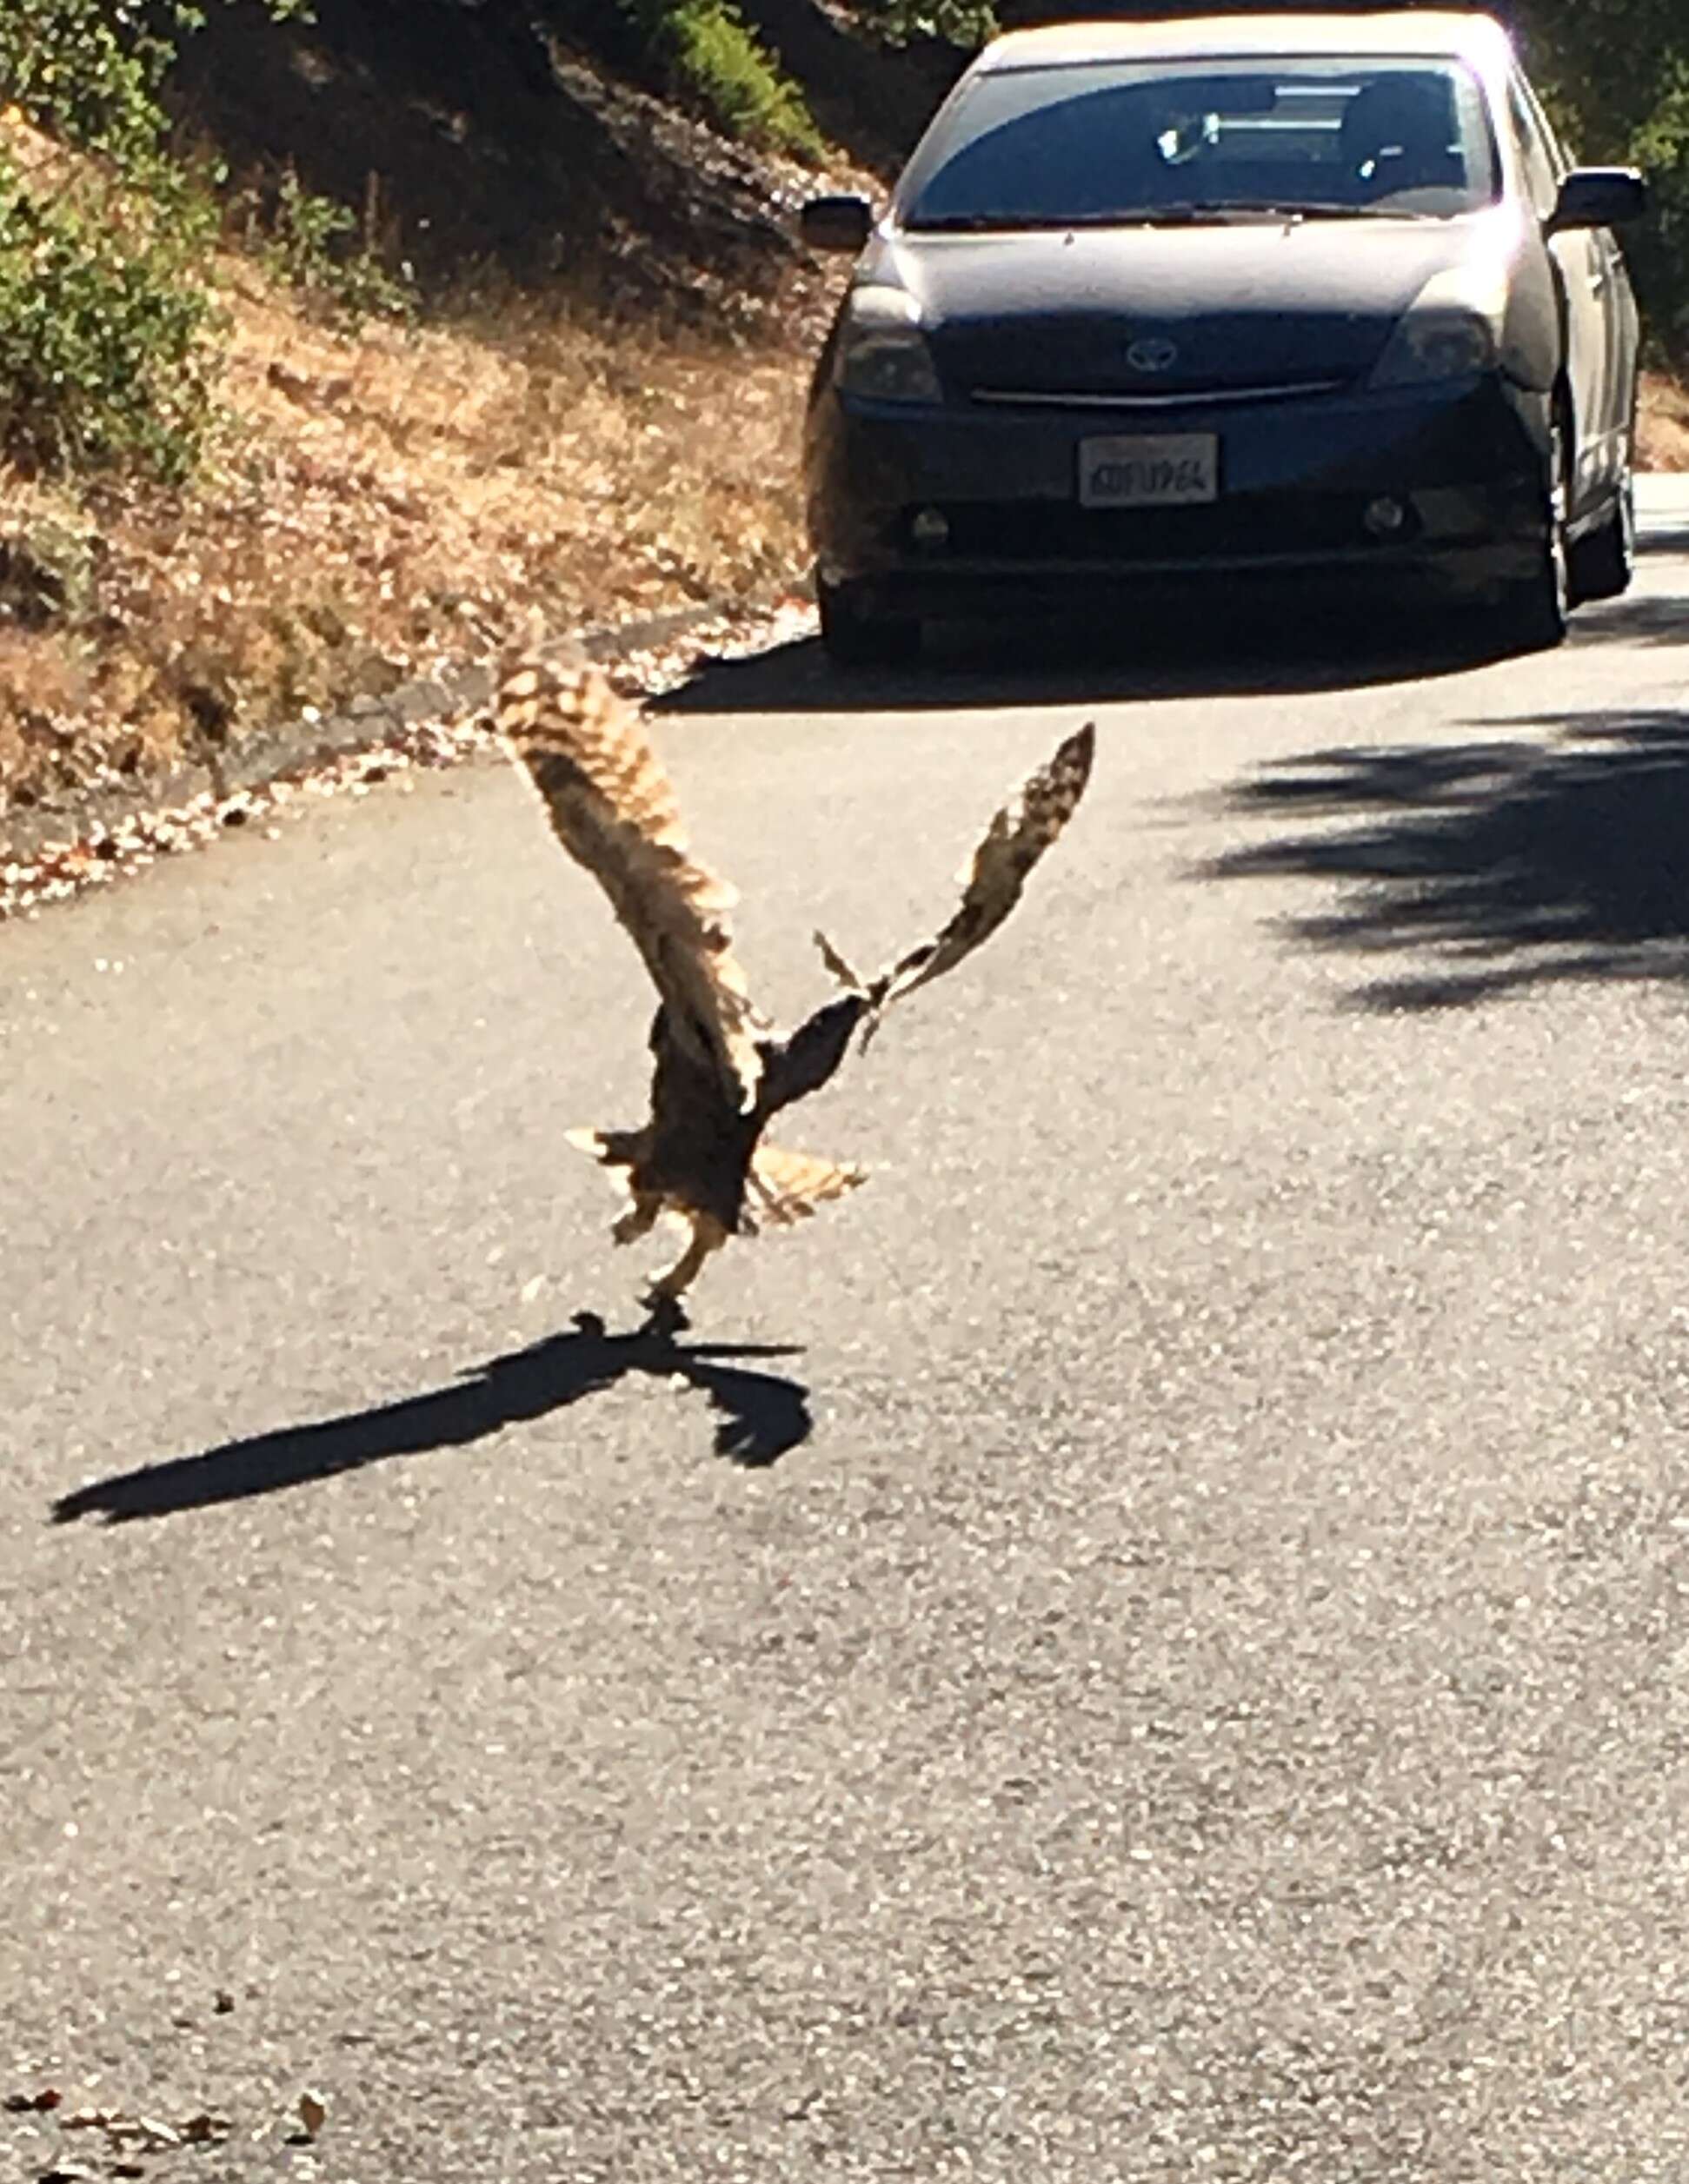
1, 0, 902, 847
1639, 371, 1689, 471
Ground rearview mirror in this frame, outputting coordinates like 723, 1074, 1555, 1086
1549, 167, 1648, 232
801, 196, 874, 254
1166, 75, 1280, 116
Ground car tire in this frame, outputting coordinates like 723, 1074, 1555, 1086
817, 578, 920, 669
1495, 412, 1571, 654
1567, 468, 1636, 604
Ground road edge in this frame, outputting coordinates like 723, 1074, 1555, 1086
1, 587, 815, 916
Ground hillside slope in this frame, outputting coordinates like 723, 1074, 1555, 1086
165, 0, 959, 294
0, 3, 912, 836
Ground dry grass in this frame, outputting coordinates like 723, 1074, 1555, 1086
0, 242, 841, 815
1639, 368, 1689, 472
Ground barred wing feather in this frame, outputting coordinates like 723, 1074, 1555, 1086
498, 651, 765, 1111
816, 720, 1096, 1016
882, 721, 1096, 1005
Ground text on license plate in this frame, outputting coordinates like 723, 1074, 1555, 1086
1079, 435, 1219, 509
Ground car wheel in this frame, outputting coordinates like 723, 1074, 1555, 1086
1567, 466, 1636, 604
1496, 412, 1570, 654
817, 577, 920, 669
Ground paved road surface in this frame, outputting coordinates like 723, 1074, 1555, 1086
4, 488, 1689, 2181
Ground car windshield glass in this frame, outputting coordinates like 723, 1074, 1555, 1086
898, 56, 1499, 229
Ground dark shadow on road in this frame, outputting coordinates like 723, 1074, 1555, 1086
53, 1311, 812, 1523
1204, 705, 1689, 1011
1638, 522, 1689, 559
1571, 592, 1686, 647
655, 594, 1506, 720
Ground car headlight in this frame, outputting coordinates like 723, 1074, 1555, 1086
1370, 266, 1506, 389
834, 285, 941, 403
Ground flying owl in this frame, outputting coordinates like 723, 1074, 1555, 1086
497, 645, 1094, 1305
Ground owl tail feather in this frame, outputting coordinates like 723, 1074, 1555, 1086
566, 1126, 644, 1169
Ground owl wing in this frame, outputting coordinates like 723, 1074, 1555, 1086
746, 1144, 868, 1231
497, 648, 764, 1112
816, 720, 1096, 1016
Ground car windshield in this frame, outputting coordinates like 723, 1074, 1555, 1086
898, 56, 1500, 229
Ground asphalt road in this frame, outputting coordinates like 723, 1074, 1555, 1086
5, 487, 1689, 2182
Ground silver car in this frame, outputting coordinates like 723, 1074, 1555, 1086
801, 10, 1646, 663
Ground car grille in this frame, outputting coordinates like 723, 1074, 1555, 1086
930, 313, 1387, 405
918, 493, 1406, 563
968, 379, 1348, 411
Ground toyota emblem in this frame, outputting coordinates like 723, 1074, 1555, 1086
1126, 337, 1179, 374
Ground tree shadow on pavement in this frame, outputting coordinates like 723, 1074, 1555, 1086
1204, 705, 1689, 1011
656, 594, 1501, 720
52, 1311, 812, 1523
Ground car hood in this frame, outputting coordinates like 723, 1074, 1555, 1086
862, 213, 1516, 397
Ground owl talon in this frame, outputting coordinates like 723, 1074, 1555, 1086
640, 1293, 690, 1338
613, 1195, 660, 1247
641, 1215, 728, 1306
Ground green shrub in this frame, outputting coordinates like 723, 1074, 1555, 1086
263, 169, 416, 327
0, 0, 305, 481
1624, 79, 1689, 364
845, 0, 996, 52
0, 0, 308, 171
624, 0, 825, 158
0, 163, 219, 478
1516, 1, 1689, 366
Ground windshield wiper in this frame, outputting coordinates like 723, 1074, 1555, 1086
1121, 200, 1433, 224
906, 213, 1047, 232
1239, 201, 1436, 222
908, 200, 1440, 233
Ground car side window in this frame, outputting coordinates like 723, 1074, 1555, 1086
1506, 76, 1561, 220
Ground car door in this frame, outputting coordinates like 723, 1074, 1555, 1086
1598, 223, 1642, 461
1507, 70, 1619, 521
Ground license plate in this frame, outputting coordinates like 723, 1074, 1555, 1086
1079, 434, 1219, 509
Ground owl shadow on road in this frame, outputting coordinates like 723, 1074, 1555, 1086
51, 1310, 811, 1524
1205, 704, 1689, 1010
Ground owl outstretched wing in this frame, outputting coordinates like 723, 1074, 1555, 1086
497, 648, 765, 1112
746, 1144, 868, 1230
816, 720, 1096, 1018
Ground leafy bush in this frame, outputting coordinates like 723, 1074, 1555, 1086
0, 162, 219, 479
262, 169, 416, 327
622, 0, 825, 156
0, 0, 307, 169
1515, 0, 1689, 365
845, 0, 997, 52
0, 0, 203, 169
1630, 138, 1689, 364
0, 0, 317, 480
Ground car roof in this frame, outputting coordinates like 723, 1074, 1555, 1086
974, 12, 1515, 71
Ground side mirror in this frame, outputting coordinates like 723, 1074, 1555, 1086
1549, 167, 1648, 232
801, 196, 874, 254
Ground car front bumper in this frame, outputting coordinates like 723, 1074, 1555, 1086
805, 373, 1553, 616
